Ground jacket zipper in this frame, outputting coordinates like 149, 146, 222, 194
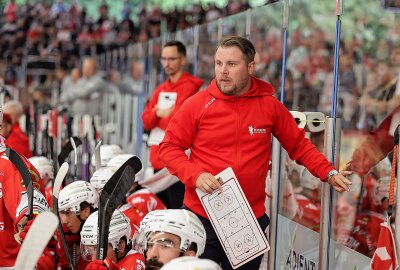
236, 96, 240, 170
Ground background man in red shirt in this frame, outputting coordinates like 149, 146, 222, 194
142, 40, 203, 209
3, 100, 32, 157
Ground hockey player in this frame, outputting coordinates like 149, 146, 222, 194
161, 257, 222, 270
57, 180, 99, 269
90, 144, 124, 168
80, 209, 145, 270
90, 160, 165, 234
120, 188, 166, 231
90, 165, 119, 193
29, 156, 54, 208
0, 105, 48, 267
135, 209, 206, 269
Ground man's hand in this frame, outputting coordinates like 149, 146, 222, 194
86, 260, 109, 270
154, 105, 175, 118
86, 259, 118, 270
14, 216, 32, 244
196, 172, 223, 193
327, 170, 352, 192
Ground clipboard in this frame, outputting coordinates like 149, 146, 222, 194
158, 92, 177, 109
196, 167, 270, 269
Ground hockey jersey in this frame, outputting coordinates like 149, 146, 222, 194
0, 136, 47, 267
121, 189, 166, 233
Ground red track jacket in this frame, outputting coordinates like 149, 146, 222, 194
142, 72, 203, 170
159, 76, 335, 218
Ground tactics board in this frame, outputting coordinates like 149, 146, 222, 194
196, 167, 270, 269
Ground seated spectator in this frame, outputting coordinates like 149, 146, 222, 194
60, 58, 106, 116
3, 0, 18, 23
3, 100, 32, 157
60, 67, 81, 109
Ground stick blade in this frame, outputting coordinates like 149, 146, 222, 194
57, 136, 82, 166
52, 162, 69, 200
14, 212, 59, 270
97, 165, 136, 260
102, 156, 142, 196
94, 140, 102, 170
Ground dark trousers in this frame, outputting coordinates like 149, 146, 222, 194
196, 211, 270, 270
154, 168, 185, 209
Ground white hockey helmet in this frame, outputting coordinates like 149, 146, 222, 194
106, 154, 134, 168
90, 144, 123, 167
160, 257, 222, 270
107, 154, 143, 181
137, 209, 206, 256
80, 209, 131, 249
58, 181, 99, 214
89, 166, 118, 190
29, 156, 54, 179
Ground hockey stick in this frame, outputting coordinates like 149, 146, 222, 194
97, 156, 142, 260
52, 162, 75, 270
70, 137, 79, 181
6, 148, 34, 220
14, 212, 59, 270
57, 136, 82, 166
94, 140, 102, 171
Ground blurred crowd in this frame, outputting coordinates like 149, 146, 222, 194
0, 0, 260, 73
0, 0, 399, 134
251, 26, 400, 131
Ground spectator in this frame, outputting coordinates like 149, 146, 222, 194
59, 67, 81, 108
141, 40, 203, 209
3, 0, 18, 23
359, 60, 397, 129
119, 61, 144, 95
3, 100, 32, 158
120, 0, 132, 21
60, 58, 106, 116
50, 0, 68, 17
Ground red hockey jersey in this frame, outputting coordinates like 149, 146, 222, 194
0, 136, 46, 267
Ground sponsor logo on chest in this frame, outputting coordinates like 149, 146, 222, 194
248, 126, 266, 135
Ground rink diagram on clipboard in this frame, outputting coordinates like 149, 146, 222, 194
208, 180, 261, 259
197, 167, 269, 268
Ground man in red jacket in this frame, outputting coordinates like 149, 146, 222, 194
159, 36, 352, 269
142, 40, 203, 209
3, 100, 32, 158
